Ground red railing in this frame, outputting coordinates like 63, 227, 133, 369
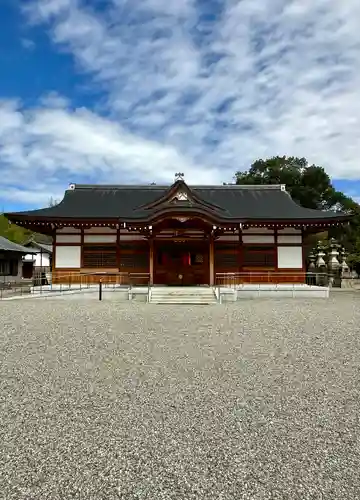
215, 271, 316, 288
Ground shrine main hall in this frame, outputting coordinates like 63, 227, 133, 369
5, 175, 349, 286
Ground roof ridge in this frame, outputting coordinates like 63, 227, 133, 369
70, 183, 285, 191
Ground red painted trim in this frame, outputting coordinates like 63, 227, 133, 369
80, 229, 84, 267
52, 233, 56, 273
239, 227, 243, 272
116, 228, 120, 270
301, 229, 306, 272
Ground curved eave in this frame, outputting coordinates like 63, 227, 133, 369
5, 211, 352, 230
240, 214, 352, 228
5, 214, 120, 224
134, 206, 227, 224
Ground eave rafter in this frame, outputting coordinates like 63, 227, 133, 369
6, 211, 350, 237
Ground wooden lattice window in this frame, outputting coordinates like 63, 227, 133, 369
83, 245, 117, 268
242, 246, 276, 267
215, 252, 239, 268
0, 260, 9, 275
119, 243, 149, 270
214, 242, 239, 270
0, 259, 18, 276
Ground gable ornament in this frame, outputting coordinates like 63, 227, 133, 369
174, 172, 184, 181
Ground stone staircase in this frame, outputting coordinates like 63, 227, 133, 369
149, 286, 218, 305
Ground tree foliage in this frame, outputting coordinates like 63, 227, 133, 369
235, 156, 358, 212
0, 198, 56, 245
235, 156, 360, 267
0, 214, 32, 244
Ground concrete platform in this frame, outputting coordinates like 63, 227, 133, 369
4, 283, 330, 302
219, 284, 329, 302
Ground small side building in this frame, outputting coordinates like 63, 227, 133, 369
22, 239, 53, 281
0, 236, 32, 284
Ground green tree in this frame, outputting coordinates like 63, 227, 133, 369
235, 156, 357, 211
234, 156, 360, 267
347, 237, 360, 274
0, 214, 32, 243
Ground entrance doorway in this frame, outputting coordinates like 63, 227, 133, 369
22, 261, 34, 279
154, 241, 209, 285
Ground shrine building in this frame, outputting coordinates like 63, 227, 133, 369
4, 175, 350, 286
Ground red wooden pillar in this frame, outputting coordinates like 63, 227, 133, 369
209, 235, 214, 286
149, 238, 154, 285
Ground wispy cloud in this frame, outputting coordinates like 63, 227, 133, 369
0, 98, 217, 204
20, 37, 36, 50
3, 0, 360, 204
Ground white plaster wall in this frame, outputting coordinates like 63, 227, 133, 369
34, 253, 51, 267
85, 227, 116, 234
277, 246, 303, 269
84, 234, 117, 243
23, 253, 35, 262
277, 235, 302, 244
56, 234, 82, 243
277, 228, 301, 234
23, 252, 51, 267
56, 227, 81, 234
218, 234, 239, 241
243, 228, 274, 234
242, 235, 275, 244
120, 234, 145, 240
55, 246, 81, 268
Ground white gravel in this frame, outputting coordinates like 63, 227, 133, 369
0, 296, 359, 499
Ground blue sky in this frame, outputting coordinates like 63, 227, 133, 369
1, 0, 360, 212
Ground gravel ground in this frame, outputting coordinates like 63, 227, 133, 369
0, 296, 359, 500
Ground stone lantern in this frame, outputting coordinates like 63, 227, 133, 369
307, 250, 316, 285
308, 250, 316, 269
315, 241, 327, 286
327, 238, 341, 287
340, 248, 351, 280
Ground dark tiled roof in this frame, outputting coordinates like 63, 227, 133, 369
25, 242, 53, 253
0, 236, 32, 253
6, 183, 348, 222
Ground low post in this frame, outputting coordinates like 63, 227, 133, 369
99, 279, 102, 301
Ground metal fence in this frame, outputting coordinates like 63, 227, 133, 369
0, 272, 150, 300
214, 271, 352, 289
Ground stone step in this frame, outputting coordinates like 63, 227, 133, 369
150, 299, 217, 304
150, 297, 217, 304
151, 290, 214, 294
150, 291, 216, 296
149, 295, 217, 304
149, 286, 218, 304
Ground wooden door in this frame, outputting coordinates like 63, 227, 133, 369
154, 242, 209, 285
22, 261, 34, 279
